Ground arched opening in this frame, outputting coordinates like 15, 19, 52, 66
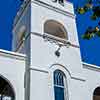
54, 70, 68, 100
44, 20, 68, 40
93, 87, 100, 100
0, 76, 15, 100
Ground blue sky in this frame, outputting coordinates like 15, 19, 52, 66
0, 0, 22, 50
73, 0, 100, 66
0, 0, 100, 66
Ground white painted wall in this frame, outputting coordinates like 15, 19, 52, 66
30, 35, 84, 78
11, 1, 100, 100
30, 70, 51, 100
30, 0, 84, 78
83, 63, 100, 100
0, 49, 25, 100
31, 1, 79, 46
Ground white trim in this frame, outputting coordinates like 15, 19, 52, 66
82, 62, 100, 71
54, 85, 64, 88
29, 65, 49, 73
50, 64, 86, 81
0, 49, 26, 60
31, 32, 79, 48
53, 69, 69, 100
13, 0, 75, 30
83, 62, 100, 68
32, 0, 75, 18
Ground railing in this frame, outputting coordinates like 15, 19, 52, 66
43, 33, 79, 48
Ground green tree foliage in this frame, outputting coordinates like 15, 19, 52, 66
76, 0, 100, 40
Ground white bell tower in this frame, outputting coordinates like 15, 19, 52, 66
12, 0, 85, 100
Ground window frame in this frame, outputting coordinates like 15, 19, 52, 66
53, 70, 68, 100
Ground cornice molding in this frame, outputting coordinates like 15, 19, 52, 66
32, 0, 75, 18
31, 32, 80, 48
0, 49, 26, 61
83, 62, 100, 72
13, 0, 75, 29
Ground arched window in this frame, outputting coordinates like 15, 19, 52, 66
54, 70, 68, 100
0, 76, 15, 100
93, 87, 100, 100
44, 20, 68, 40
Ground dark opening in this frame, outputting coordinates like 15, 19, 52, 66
44, 20, 68, 40
0, 76, 15, 100
93, 87, 100, 100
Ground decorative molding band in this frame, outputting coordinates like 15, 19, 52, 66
32, 0, 75, 19
71, 76, 86, 82
27, 65, 86, 82
50, 63, 85, 81
29, 67, 49, 73
31, 32, 43, 37
31, 32, 80, 48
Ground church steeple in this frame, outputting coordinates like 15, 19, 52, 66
12, 0, 75, 53
12, 1, 84, 100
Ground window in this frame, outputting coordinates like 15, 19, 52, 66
54, 70, 67, 100
44, 20, 68, 40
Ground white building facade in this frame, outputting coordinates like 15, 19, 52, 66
0, 0, 100, 100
